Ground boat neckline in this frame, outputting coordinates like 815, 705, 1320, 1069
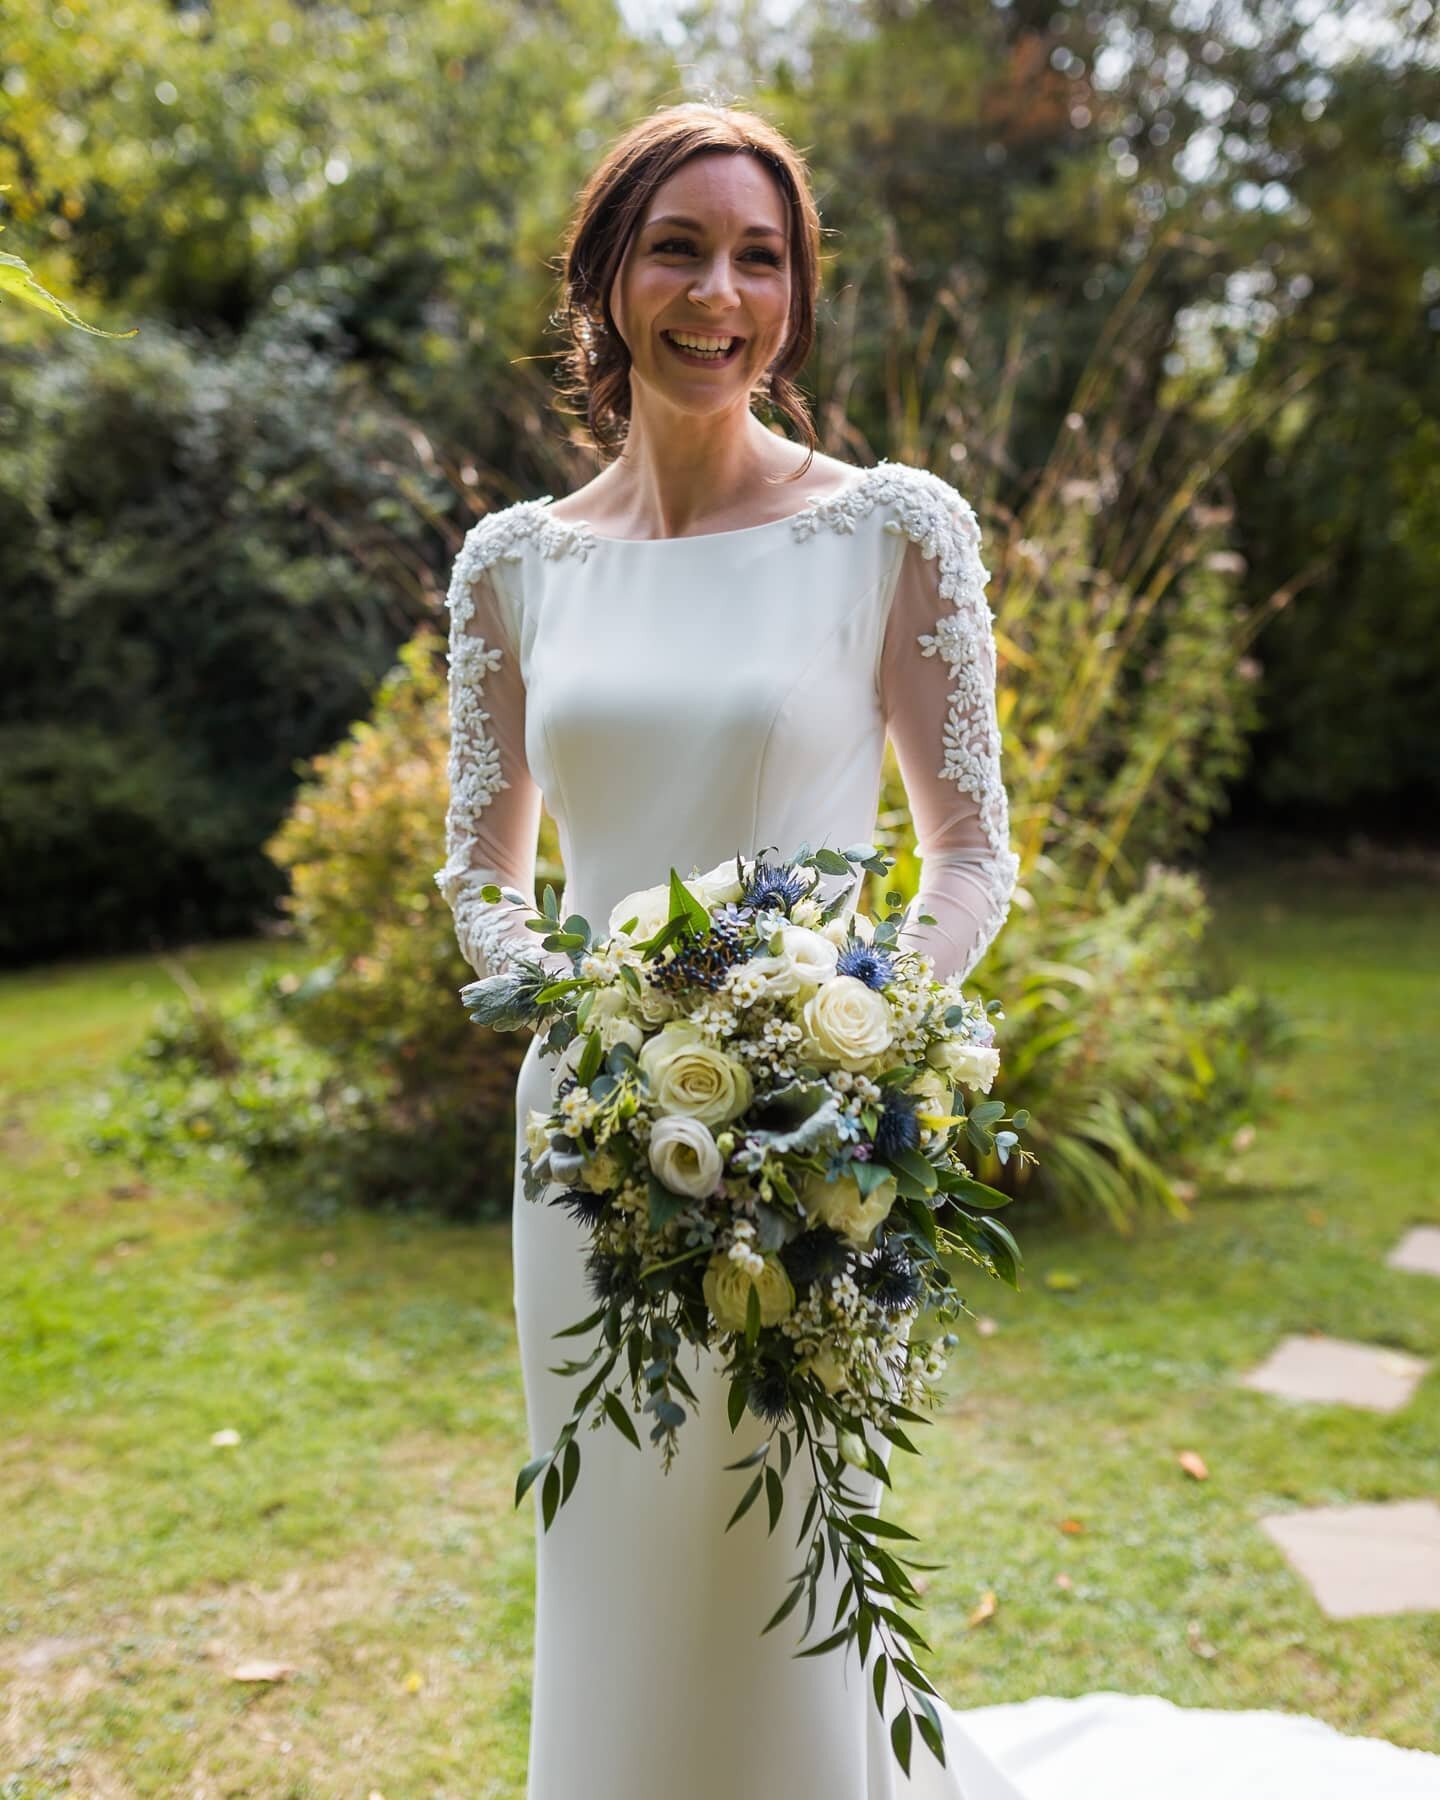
537, 463, 879, 545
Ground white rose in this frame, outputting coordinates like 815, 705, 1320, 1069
853, 910, 875, 944
790, 896, 823, 929
703, 1251, 796, 1331
909, 1067, 957, 1125
927, 1039, 1001, 1094
551, 1034, 589, 1098
648, 1116, 723, 1199
798, 1169, 898, 1249
639, 1021, 753, 1126
632, 974, 682, 1025
608, 882, 674, 942
687, 858, 746, 907
799, 975, 894, 1071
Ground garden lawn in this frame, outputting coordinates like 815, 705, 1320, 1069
1, 863, 1437, 1797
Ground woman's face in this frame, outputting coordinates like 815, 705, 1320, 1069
608, 151, 792, 417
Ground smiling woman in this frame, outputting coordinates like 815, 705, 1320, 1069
435, 98, 1440, 1800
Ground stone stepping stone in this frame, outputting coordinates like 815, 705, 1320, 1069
1387, 1225, 1440, 1278
1238, 1333, 1429, 1412
1260, 1498, 1440, 1618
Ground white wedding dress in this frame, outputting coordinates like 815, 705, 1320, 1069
435, 460, 1440, 1799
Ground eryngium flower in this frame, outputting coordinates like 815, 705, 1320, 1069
746, 1361, 793, 1424
835, 939, 896, 990
780, 1224, 852, 1290
873, 1087, 921, 1160
741, 857, 810, 913
861, 1238, 924, 1313
583, 1246, 634, 1304
554, 1187, 610, 1229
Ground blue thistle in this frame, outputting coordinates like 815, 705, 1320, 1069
746, 1361, 793, 1425
835, 939, 896, 990
554, 1187, 610, 1229
582, 1246, 632, 1304
780, 1225, 852, 1291
872, 1088, 921, 1159
741, 858, 810, 914
862, 1239, 924, 1314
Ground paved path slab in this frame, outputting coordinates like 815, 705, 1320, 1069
1387, 1225, 1440, 1278
1239, 1333, 1429, 1412
1260, 1498, 1440, 1618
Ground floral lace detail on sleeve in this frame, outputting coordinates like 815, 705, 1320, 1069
432, 502, 589, 981
868, 464, 1022, 982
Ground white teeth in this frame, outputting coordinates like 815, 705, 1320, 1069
666, 331, 737, 356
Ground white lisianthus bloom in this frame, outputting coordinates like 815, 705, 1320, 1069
799, 975, 894, 1071
639, 1020, 753, 1126
523, 1108, 552, 1162
607, 882, 674, 942
837, 1430, 870, 1469
798, 1169, 898, 1249
647, 1115, 723, 1199
790, 895, 824, 929
927, 1038, 1002, 1094
774, 925, 839, 991
702, 1250, 796, 1331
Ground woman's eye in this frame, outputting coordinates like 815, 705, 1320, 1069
651, 238, 782, 266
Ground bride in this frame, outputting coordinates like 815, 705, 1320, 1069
434, 102, 1440, 1799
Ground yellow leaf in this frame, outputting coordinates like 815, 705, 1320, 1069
967, 1590, 998, 1628
1177, 1450, 1209, 1481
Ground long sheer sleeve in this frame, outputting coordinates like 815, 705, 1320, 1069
878, 480, 1021, 985
432, 535, 567, 983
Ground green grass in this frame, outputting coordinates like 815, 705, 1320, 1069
2, 870, 1437, 1795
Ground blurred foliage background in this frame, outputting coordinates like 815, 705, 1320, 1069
4, 0, 1436, 1223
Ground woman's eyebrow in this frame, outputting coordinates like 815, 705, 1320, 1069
644, 213, 786, 239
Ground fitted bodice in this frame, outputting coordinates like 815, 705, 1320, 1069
503, 491, 904, 933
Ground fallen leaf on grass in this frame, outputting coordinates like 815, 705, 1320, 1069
1231, 1124, 1256, 1153
230, 1659, 297, 1683
403, 1669, 423, 1693
210, 1428, 241, 1448
1043, 1270, 1083, 1292
1177, 1450, 1209, 1481
1054, 1573, 1073, 1590
1058, 1518, 1085, 1535
967, 1590, 998, 1628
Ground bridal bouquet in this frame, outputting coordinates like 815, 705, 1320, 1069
459, 844, 1033, 1777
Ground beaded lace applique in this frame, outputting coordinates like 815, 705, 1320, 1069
435, 464, 1019, 979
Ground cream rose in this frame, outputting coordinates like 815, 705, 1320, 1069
578, 1146, 624, 1193
647, 1116, 723, 1199
607, 882, 673, 942
774, 925, 839, 991
703, 1251, 796, 1331
639, 1021, 753, 1126
799, 975, 894, 1071
799, 1344, 849, 1394
926, 1038, 1001, 1094
798, 1168, 898, 1248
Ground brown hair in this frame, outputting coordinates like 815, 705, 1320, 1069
552, 102, 823, 470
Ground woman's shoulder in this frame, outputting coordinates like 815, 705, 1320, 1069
445, 494, 592, 609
